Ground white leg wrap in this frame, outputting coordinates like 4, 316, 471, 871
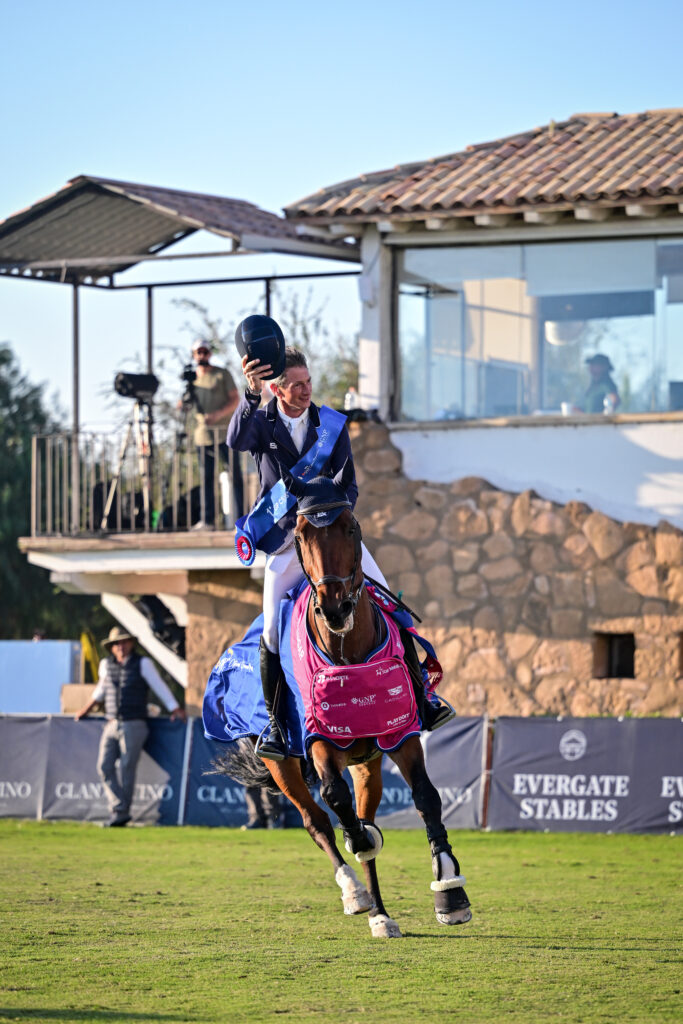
335, 864, 373, 915
369, 913, 402, 938
431, 875, 466, 892
431, 850, 465, 890
344, 823, 383, 863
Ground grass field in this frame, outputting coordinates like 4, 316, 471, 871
0, 821, 680, 1024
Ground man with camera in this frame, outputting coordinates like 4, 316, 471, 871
186, 338, 244, 527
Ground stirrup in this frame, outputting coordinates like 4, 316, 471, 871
422, 695, 456, 732
254, 724, 288, 762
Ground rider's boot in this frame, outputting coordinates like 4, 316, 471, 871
255, 637, 289, 762
399, 627, 455, 732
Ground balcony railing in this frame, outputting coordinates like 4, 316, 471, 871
30, 426, 257, 537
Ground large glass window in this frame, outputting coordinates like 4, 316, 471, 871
396, 239, 683, 421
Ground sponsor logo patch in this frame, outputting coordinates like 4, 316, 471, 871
559, 729, 587, 761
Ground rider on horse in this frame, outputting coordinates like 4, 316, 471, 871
227, 315, 452, 762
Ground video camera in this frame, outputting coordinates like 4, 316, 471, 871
114, 372, 159, 404
180, 363, 197, 411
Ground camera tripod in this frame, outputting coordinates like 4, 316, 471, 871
101, 400, 154, 531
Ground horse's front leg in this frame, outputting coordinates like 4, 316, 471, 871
310, 740, 382, 862
388, 737, 472, 926
267, 756, 373, 917
349, 759, 402, 939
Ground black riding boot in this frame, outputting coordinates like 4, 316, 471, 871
255, 637, 289, 762
400, 627, 455, 732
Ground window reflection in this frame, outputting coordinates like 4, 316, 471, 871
396, 239, 683, 421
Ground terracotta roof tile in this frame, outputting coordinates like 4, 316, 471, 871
285, 110, 683, 221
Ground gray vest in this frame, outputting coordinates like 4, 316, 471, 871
103, 654, 148, 720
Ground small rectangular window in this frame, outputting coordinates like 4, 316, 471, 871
593, 633, 635, 679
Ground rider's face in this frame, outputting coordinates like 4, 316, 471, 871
274, 366, 312, 415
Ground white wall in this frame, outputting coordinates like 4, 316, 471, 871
391, 420, 683, 528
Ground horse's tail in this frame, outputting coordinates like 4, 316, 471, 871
210, 737, 280, 794
211, 737, 318, 798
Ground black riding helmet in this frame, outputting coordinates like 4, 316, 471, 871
234, 314, 286, 380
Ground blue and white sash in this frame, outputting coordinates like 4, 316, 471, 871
234, 405, 346, 565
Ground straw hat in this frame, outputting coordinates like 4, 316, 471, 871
103, 626, 137, 650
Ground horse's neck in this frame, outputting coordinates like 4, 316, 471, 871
309, 588, 378, 666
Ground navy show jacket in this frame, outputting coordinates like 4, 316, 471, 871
226, 393, 358, 549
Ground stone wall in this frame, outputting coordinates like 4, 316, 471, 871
185, 569, 263, 715
350, 421, 683, 718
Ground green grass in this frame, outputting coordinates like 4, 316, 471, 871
0, 822, 680, 1024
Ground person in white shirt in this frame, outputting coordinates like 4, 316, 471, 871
75, 626, 186, 827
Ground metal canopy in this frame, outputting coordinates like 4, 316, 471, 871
0, 174, 358, 283
1, 176, 361, 534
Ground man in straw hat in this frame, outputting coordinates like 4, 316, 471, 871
76, 626, 185, 827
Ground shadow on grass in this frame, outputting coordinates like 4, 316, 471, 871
402, 933, 679, 951
0, 1012, 199, 1022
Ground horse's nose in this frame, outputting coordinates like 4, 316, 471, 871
340, 598, 353, 618
319, 595, 348, 631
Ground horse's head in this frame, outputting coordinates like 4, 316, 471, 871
284, 462, 363, 634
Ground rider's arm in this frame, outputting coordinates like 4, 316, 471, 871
227, 356, 271, 453
225, 391, 264, 452
330, 428, 359, 509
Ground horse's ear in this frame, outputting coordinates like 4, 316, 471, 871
279, 462, 307, 499
332, 459, 354, 492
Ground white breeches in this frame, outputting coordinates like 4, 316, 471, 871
262, 542, 387, 652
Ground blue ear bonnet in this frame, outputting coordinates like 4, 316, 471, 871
296, 475, 352, 527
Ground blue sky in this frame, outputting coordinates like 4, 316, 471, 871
1, 0, 681, 428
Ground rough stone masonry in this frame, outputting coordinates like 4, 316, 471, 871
349, 420, 683, 719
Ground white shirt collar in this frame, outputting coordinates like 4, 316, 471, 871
278, 407, 309, 432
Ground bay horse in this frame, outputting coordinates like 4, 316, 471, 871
215, 467, 472, 939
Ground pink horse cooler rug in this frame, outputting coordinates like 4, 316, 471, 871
291, 589, 421, 751
202, 578, 445, 757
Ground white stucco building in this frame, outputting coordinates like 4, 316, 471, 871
284, 110, 683, 528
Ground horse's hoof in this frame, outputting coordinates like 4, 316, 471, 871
433, 882, 472, 926
335, 864, 374, 915
343, 890, 374, 915
436, 908, 473, 926
369, 913, 403, 938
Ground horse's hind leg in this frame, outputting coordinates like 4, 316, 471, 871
349, 761, 402, 939
266, 759, 372, 916
388, 737, 472, 927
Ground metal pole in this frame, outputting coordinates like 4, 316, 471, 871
146, 285, 154, 373
31, 435, 38, 537
71, 283, 80, 534
264, 278, 272, 317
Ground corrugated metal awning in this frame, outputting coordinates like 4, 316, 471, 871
0, 175, 358, 282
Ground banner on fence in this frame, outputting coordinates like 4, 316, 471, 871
0, 716, 186, 824
487, 716, 683, 833
0, 716, 50, 819
374, 716, 487, 829
184, 721, 250, 827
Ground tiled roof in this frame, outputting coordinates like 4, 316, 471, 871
284, 110, 683, 222
0, 175, 355, 281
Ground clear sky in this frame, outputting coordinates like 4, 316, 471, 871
1, 0, 681, 429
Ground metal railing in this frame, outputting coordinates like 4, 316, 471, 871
30, 426, 257, 537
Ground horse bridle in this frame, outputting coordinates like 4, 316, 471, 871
293, 501, 365, 619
